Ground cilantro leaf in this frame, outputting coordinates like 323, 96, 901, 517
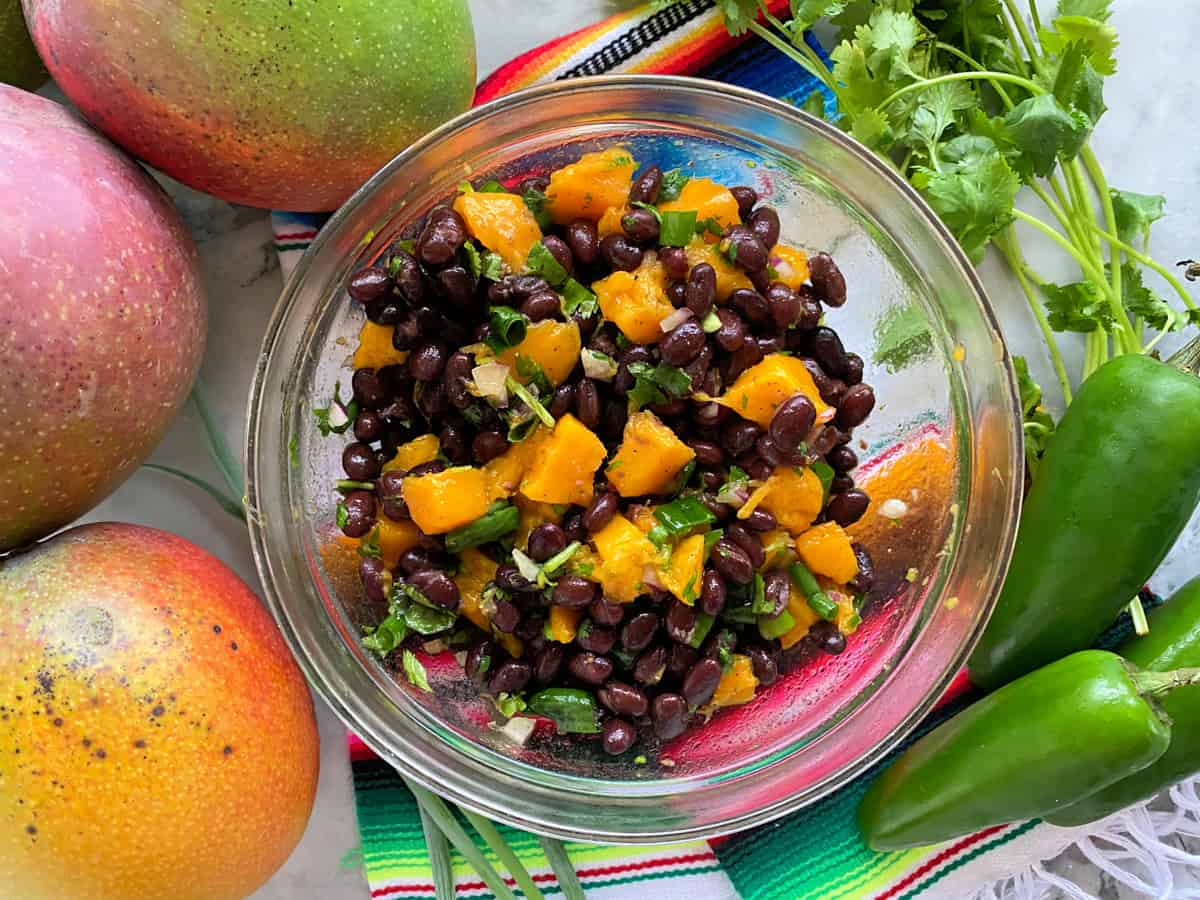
627, 362, 693, 412
713, 0, 760, 35
1002, 93, 1091, 177
560, 278, 598, 318
1057, 0, 1112, 19
789, 0, 848, 32
402, 649, 432, 692
903, 81, 973, 163
1110, 188, 1165, 246
1042, 15, 1118, 75
526, 240, 569, 287
515, 354, 553, 395
1119, 263, 1180, 332
362, 615, 408, 656
1040, 279, 1113, 332
1013, 355, 1057, 478
522, 187, 553, 230
873, 302, 933, 372
801, 88, 828, 118
659, 168, 690, 203
357, 525, 382, 559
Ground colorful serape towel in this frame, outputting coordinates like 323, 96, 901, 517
272, 3, 1200, 898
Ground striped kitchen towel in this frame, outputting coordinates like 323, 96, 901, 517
272, 2, 1200, 898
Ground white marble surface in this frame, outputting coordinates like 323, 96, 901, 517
69, 1, 1200, 897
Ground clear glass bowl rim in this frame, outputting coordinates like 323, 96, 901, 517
245, 74, 1022, 842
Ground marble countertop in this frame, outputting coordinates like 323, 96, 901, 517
73, 2, 1200, 897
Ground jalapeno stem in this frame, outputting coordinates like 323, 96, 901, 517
1166, 333, 1200, 377
1133, 667, 1200, 699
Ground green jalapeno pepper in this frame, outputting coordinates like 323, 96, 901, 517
1047, 578, 1200, 826
858, 650, 1198, 850
969, 339, 1200, 690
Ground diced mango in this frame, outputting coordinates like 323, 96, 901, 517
683, 236, 754, 301
597, 205, 627, 238
353, 320, 409, 371
482, 428, 549, 501
779, 591, 823, 649
453, 190, 542, 271
740, 466, 825, 535
456, 548, 500, 632
715, 354, 833, 428
710, 654, 758, 707
590, 514, 659, 603
546, 148, 638, 224
383, 434, 441, 473
401, 466, 490, 534
375, 516, 422, 569
520, 413, 608, 506
770, 244, 810, 290
592, 253, 674, 345
606, 410, 696, 497
658, 177, 741, 233
496, 320, 581, 387
628, 504, 657, 534
794, 522, 859, 584
549, 606, 585, 643
760, 528, 795, 569
658, 533, 706, 605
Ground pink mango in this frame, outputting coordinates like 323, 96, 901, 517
0, 86, 206, 551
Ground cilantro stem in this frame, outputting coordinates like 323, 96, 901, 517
506, 377, 556, 427
1028, 0, 1043, 34
1080, 146, 1130, 353
1000, 0, 1048, 79
418, 805, 455, 900
1027, 182, 1089, 252
746, 20, 838, 101
1083, 223, 1200, 313
462, 810, 545, 900
757, 2, 833, 94
999, 228, 1073, 403
405, 783, 518, 900
539, 838, 586, 900
1067, 158, 1105, 258
1011, 209, 1121, 312
876, 71, 1043, 113
933, 42, 1016, 110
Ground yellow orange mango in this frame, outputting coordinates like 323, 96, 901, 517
546, 147, 638, 224
453, 190, 542, 271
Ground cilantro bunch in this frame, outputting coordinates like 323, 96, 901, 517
701, 0, 1197, 462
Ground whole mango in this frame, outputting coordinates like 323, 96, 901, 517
22, 0, 476, 210
0, 86, 206, 552
0, 523, 320, 900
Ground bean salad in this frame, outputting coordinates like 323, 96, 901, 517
324, 147, 878, 756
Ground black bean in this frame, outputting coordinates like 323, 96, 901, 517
520, 290, 561, 322
722, 226, 769, 273
376, 471, 408, 521
546, 576, 591, 610
827, 444, 858, 473
353, 410, 383, 443
519, 175, 550, 195
588, 328, 619, 357
351, 369, 389, 411
756, 433, 785, 464
527, 523, 567, 562
408, 460, 446, 478
811, 327, 848, 378
489, 659, 532, 694
659, 320, 705, 366
746, 646, 779, 686
808, 425, 841, 458
743, 455, 772, 482
566, 219, 600, 265
348, 265, 392, 303
341, 442, 379, 481
666, 279, 687, 308
661, 246, 690, 280
629, 164, 663, 205
599, 234, 643, 271
683, 439, 721, 468
695, 400, 729, 428
365, 296, 404, 326
726, 524, 766, 570
666, 644, 699, 681
563, 510, 587, 543
809, 252, 847, 307
409, 341, 448, 382
633, 645, 668, 686
575, 378, 601, 428
439, 422, 469, 465
830, 474, 855, 494
810, 619, 847, 655
577, 620, 617, 654
533, 644, 564, 683
729, 287, 770, 326
541, 234, 574, 276
417, 208, 467, 266
743, 509, 776, 532
599, 681, 649, 718
721, 420, 761, 457
797, 296, 823, 331
651, 396, 689, 420
408, 569, 460, 611
681, 657, 722, 706
466, 640, 496, 685
766, 282, 802, 330
621, 612, 660, 653
703, 628, 738, 662
827, 489, 870, 527
839, 352, 863, 385
569, 651, 614, 685
395, 545, 437, 575
730, 185, 758, 219
712, 539, 754, 584
621, 207, 660, 245
359, 556, 392, 605
700, 569, 727, 616
602, 717, 637, 755
583, 490, 619, 533
621, 344, 654, 366
496, 564, 531, 592
470, 430, 508, 465
711, 308, 745, 353
340, 490, 376, 537
652, 693, 688, 739
849, 543, 875, 595
391, 312, 422, 351
763, 570, 791, 617
665, 599, 698, 644
837, 383, 876, 429
491, 598, 521, 634
600, 399, 629, 443
686, 263, 717, 317
748, 206, 781, 248
769, 394, 817, 450
589, 595, 626, 627
384, 250, 424, 305
436, 266, 475, 309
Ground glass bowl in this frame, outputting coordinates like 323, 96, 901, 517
246, 76, 1022, 843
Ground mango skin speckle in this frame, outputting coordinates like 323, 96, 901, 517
0, 523, 320, 900
0, 86, 207, 552
23, 0, 477, 211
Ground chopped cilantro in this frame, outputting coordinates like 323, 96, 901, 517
358, 526, 383, 559
560, 278, 598, 318
526, 240, 570, 287
515, 354, 552, 395
402, 649, 432, 692
659, 168, 691, 202
313, 381, 357, 436
627, 361, 693, 411
362, 616, 407, 656
335, 501, 349, 530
